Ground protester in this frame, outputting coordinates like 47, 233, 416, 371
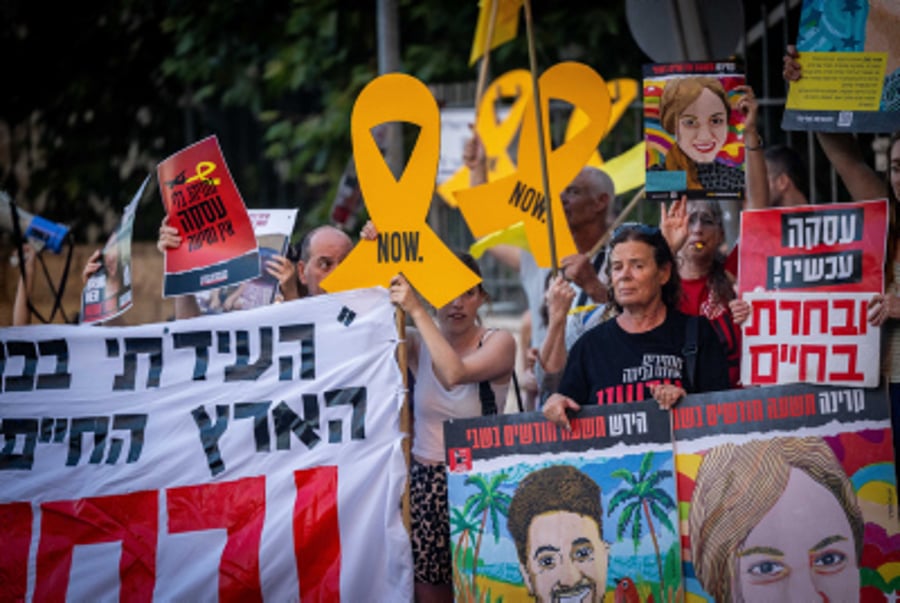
543, 223, 729, 431
662, 200, 744, 387
294, 224, 353, 297
156, 216, 343, 318
382, 241, 515, 602
464, 132, 615, 406
784, 45, 900, 473
765, 144, 810, 206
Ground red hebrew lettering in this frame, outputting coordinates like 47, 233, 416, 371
35, 491, 158, 602
750, 344, 779, 384
799, 345, 827, 382
293, 466, 340, 602
168, 477, 265, 603
503, 425, 516, 447
746, 299, 778, 336
830, 298, 859, 336
802, 299, 829, 336
829, 345, 866, 382
859, 298, 868, 335
0, 502, 32, 601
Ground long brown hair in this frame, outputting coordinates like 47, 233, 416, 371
660, 77, 730, 190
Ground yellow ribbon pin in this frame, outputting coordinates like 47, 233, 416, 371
321, 73, 481, 309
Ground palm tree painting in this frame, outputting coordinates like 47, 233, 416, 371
607, 451, 677, 603
450, 506, 480, 600
462, 473, 513, 583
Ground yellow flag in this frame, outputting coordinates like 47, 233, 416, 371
469, 0, 523, 66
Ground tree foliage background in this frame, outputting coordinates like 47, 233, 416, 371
0, 0, 641, 245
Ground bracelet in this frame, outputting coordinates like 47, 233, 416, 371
745, 133, 764, 151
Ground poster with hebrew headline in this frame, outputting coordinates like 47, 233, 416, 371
673, 382, 898, 602
444, 403, 681, 603
738, 200, 887, 386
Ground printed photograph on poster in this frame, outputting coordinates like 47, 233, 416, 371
643, 61, 747, 200
672, 383, 899, 602
195, 209, 298, 314
444, 403, 681, 603
156, 135, 260, 297
782, 0, 899, 132
80, 175, 150, 324
738, 201, 887, 386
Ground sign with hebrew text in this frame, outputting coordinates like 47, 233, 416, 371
0, 288, 411, 602
444, 403, 682, 603
738, 201, 887, 386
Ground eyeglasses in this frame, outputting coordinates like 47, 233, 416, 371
612, 222, 661, 239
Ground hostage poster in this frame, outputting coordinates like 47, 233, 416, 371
444, 402, 681, 603
672, 382, 899, 602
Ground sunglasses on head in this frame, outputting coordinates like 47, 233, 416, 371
612, 222, 661, 239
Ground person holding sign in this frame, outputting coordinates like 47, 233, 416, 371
542, 224, 729, 430
689, 437, 863, 602
383, 242, 516, 602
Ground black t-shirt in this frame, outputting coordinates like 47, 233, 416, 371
557, 309, 729, 405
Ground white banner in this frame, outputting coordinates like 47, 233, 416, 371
0, 288, 411, 602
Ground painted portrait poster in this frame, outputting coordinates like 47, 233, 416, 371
643, 61, 747, 201
738, 201, 887, 386
673, 383, 899, 602
444, 402, 681, 603
195, 209, 297, 314
156, 135, 259, 297
782, 0, 899, 132
80, 175, 149, 324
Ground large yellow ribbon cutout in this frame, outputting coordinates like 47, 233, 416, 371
437, 69, 532, 208
453, 62, 611, 268
321, 73, 481, 309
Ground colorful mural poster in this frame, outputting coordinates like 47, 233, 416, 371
673, 382, 899, 602
782, 0, 899, 132
738, 200, 887, 386
156, 135, 259, 297
80, 175, 150, 324
444, 402, 681, 603
195, 208, 297, 314
643, 61, 747, 201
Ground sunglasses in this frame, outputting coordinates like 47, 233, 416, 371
612, 222, 661, 239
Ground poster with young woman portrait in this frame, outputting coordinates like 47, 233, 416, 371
672, 382, 899, 602
644, 62, 747, 201
443, 402, 681, 603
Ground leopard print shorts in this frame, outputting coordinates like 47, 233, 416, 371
410, 459, 451, 585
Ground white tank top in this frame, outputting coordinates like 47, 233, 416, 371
411, 331, 510, 462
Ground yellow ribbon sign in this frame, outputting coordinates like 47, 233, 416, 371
185, 161, 222, 186
454, 62, 611, 268
321, 73, 481, 309
437, 69, 532, 208
567, 78, 639, 172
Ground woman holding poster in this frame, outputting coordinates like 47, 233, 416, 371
388, 252, 515, 603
